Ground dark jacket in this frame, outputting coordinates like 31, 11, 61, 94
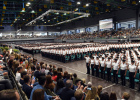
22, 83, 33, 99
60, 87, 75, 100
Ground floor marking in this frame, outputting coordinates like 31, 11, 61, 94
103, 83, 116, 90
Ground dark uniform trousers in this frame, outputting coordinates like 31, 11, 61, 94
107, 68, 111, 81
86, 63, 90, 74
101, 67, 105, 79
129, 72, 135, 89
91, 64, 94, 76
113, 70, 118, 84
95, 65, 99, 77
121, 70, 126, 86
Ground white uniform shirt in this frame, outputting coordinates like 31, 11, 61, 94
113, 62, 118, 70
91, 59, 94, 64
100, 60, 105, 67
95, 59, 99, 65
120, 63, 127, 70
129, 64, 136, 72
106, 61, 112, 68
85, 57, 90, 63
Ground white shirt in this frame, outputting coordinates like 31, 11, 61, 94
129, 64, 136, 72
113, 62, 118, 70
95, 59, 99, 65
16, 73, 21, 82
100, 60, 105, 67
106, 61, 112, 68
91, 59, 94, 64
85, 57, 90, 63
120, 63, 127, 70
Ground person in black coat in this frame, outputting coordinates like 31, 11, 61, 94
60, 79, 75, 100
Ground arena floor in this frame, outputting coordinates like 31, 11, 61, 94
21, 51, 140, 100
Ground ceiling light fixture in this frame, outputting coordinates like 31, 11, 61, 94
25, 10, 90, 26
86, 3, 89, 7
31, 10, 35, 13
77, 1, 81, 5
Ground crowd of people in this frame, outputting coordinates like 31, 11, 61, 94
56, 28, 140, 40
0, 46, 131, 100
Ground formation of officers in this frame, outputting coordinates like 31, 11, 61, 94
41, 43, 140, 63
85, 47, 140, 90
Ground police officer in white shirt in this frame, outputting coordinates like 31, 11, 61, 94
119, 59, 128, 86
112, 58, 119, 84
128, 60, 137, 89
100, 57, 106, 79
95, 57, 100, 77
90, 57, 95, 76
84, 55, 91, 74
106, 57, 112, 82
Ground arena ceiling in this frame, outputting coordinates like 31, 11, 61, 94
0, 0, 139, 27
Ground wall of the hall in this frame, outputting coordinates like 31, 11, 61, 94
0, 25, 61, 32
59, 8, 136, 31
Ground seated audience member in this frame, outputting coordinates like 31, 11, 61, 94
55, 79, 65, 95
71, 90, 84, 100
85, 86, 100, 100
30, 76, 59, 100
45, 65, 49, 75
63, 71, 68, 79
34, 66, 41, 79
72, 73, 78, 84
47, 68, 53, 76
74, 79, 82, 90
87, 82, 92, 88
122, 92, 130, 100
40, 64, 45, 74
109, 91, 117, 100
22, 75, 34, 99
0, 79, 13, 91
19, 71, 27, 85
63, 74, 71, 84
97, 85, 103, 98
100, 92, 109, 100
60, 79, 75, 100
52, 70, 58, 81
57, 72, 63, 81
32, 89, 44, 100
0, 89, 20, 100
16, 67, 23, 81
45, 75, 55, 92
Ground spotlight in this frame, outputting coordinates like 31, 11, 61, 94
86, 3, 89, 7
77, 1, 81, 5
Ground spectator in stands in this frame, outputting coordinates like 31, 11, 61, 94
0, 79, 13, 91
22, 75, 34, 99
85, 86, 100, 100
60, 79, 75, 100
57, 72, 62, 81
52, 70, 58, 81
55, 79, 65, 95
45, 65, 49, 75
97, 85, 103, 98
34, 66, 41, 79
71, 90, 84, 100
63, 74, 71, 84
63, 71, 68, 79
16, 67, 23, 82
40, 64, 45, 74
100, 92, 109, 100
48, 68, 53, 76
30, 76, 59, 100
122, 92, 130, 100
32, 89, 44, 100
45, 75, 55, 92
19, 71, 27, 85
109, 91, 117, 100
0, 89, 20, 100
73, 73, 79, 84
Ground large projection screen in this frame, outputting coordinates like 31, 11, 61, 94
99, 18, 113, 29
